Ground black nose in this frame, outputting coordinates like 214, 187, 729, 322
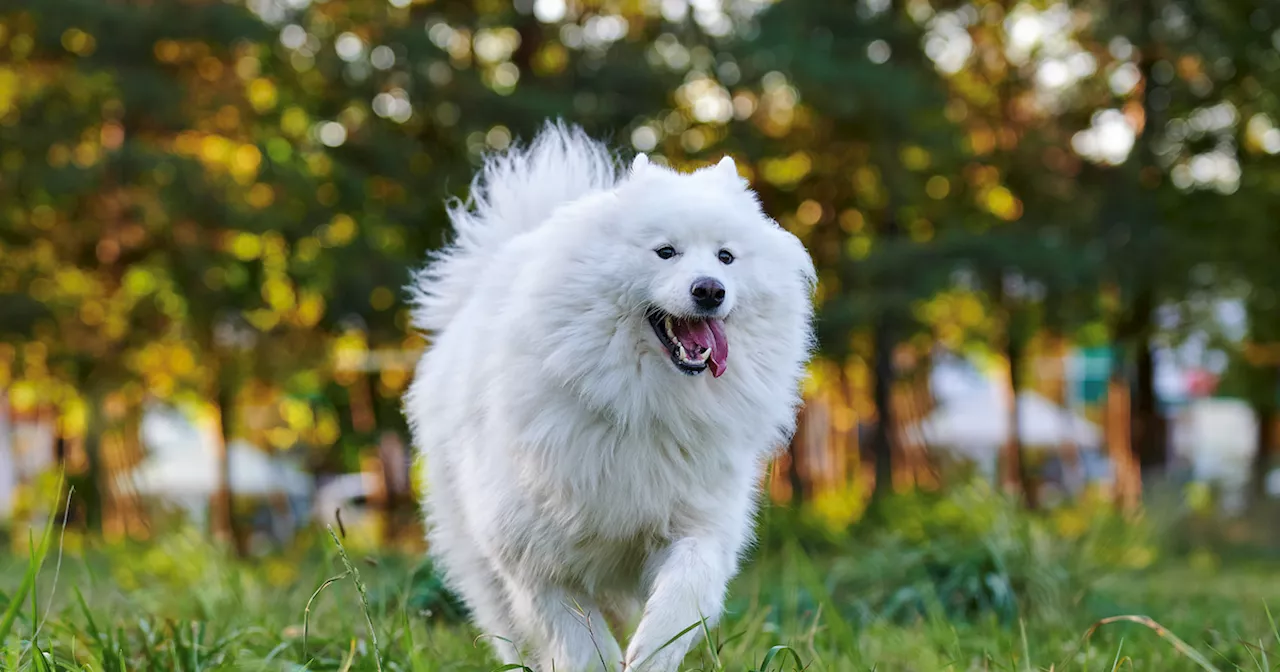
690, 277, 726, 310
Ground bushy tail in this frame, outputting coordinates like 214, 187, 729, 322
408, 122, 621, 334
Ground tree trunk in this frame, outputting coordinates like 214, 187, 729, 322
1250, 365, 1279, 505
378, 429, 411, 543
73, 392, 105, 532
871, 317, 896, 501
1130, 334, 1166, 476
213, 368, 246, 557
786, 436, 806, 505
1005, 330, 1036, 508
1252, 404, 1274, 505
1127, 0, 1167, 480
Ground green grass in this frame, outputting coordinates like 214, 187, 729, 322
0, 533, 1277, 670
2, 487, 1279, 670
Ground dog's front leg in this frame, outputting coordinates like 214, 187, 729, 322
623, 537, 730, 672
505, 578, 623, 672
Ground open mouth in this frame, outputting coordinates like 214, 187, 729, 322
647, 309, 729, 377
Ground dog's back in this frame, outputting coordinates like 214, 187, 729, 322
408, 122, 620, 335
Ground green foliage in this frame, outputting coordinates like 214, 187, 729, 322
0, 0, 699, 512
400, 557, 469, 625
0, 522, 1276, 671
751, 482, 1169, 633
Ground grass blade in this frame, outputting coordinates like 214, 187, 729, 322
0, 472, 63, 644
302, 571, 349, 659
757, 644, 804, 671
326, 525, 384, 672
1083, 615, 1222, 672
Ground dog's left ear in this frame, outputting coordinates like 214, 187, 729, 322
631, 153, 651, 174
712, 155, 744, 184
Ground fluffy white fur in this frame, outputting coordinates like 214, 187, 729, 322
403, 122, 815, 671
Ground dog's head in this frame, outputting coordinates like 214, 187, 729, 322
601, 155, 815, 383
518, 152, 816, 439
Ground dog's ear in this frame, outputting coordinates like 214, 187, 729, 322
631, 153, 651, 174
711, 155, 744, 184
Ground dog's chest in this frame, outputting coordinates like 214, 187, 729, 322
524, 434, 726, 584
506, 394, 746, 589
557, 450, 696, 541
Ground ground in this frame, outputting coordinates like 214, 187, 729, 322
1, 514, 1279, 672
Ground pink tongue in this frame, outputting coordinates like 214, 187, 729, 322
671, 318, 729, 377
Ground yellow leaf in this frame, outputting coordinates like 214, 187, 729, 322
123, 267, 157, 296
267, 426, 298, 449
380, 366, 408, 391
324, 214, 357, 246
244, 308, 279, 331
796, 200, 822, 226
230, 144, 262, 184
909, 218, 934, 242
925, 175, 950, 199
261, 277, 296, 311
532, 43, 568, 76
62, 397, 87, 438
55, 268, 90, 295
10, 381, 37, 412
229, 232, 262, 260
281, 107, 309, 137
200, 135, 232, 167
369, 286, 394, 311
60, 28, 96, 56
306, 153, 333, 178
296, 292, 326, 327
246, 182, 275, 209
153, 40, 182, 64
838, 209, 864, 233
984, 186, 1022, 221
0, 68, 17, 116
73, 142, 100, 168
281, 398, 314, 430
169, 346, 196, 375
315, 413, 340, 445
759, 151, 811, 188
79, 301, 105, 326
295, 236, 321, 263
900, 145, 930, 171
846, 235, 872, 260
248, 77, 278, 112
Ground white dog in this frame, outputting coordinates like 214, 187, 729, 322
403, 122, 815, 671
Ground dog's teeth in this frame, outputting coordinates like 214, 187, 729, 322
697, 348, 710, 363
664, 316, 678, 342
677, 344, 688, 362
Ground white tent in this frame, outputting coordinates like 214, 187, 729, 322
121, 406, 313, 525
916, 389, 1102, 461
1170, 398, 1257, 511
311, 472, 377, 529
127, 438, 312, 498
919, 355, 1102, 465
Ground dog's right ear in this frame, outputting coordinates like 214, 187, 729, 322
631, 153, 650, 174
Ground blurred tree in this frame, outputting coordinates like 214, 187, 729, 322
1071, 0, 1259, 480
722, 0, 973, 501
0, 0, 701, 539
7, 0, 1280, 530
1182, 2, 1280, 505
936, 0, 1113, 506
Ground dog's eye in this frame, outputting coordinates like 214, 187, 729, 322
655, 246, 677, 260
718, 249, 735, 265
